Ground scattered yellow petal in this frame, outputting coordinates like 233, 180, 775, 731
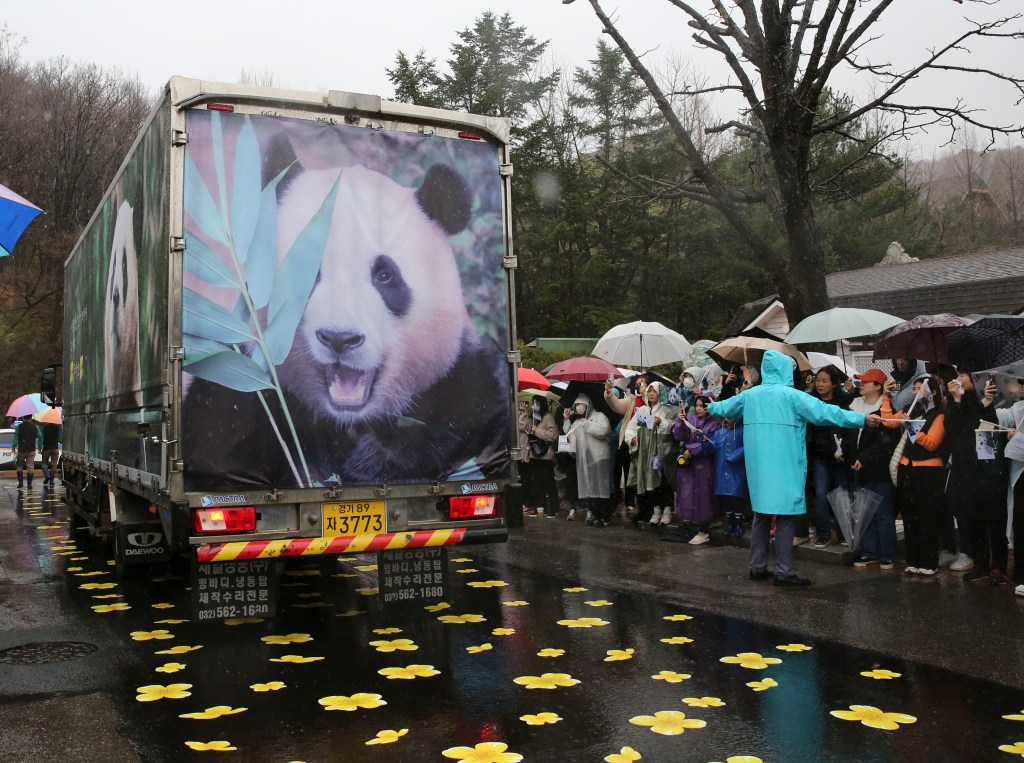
424, 602, 451, 612
183, 741, 237, 751
179, 706, 247, 720
492, 627, 516, 636
130, 630, 174, 641
438, 614, 487, 624
585, 600, 612, 607
155, 662, 186, 673
776, 643, 812, 652
746, 678, 778, 692
366, 728, 408, 745
373, 627, 402, 635
91, 594, 121, 600
156, 645, 203, 655
999, 742, 1024, 756
154, 619, 189, 625
513, 672, 580, 690
318, 693, 387, 711
720, 652, 782, 669
355, 587, 379, 596
249, 681, 286, 692
66, 566, 83, 572
151, 603, 175, 609
502, 600, 528, 607
467, 644, 493, 654
630, 710, 706, 736
563, 587, 588, 592
269, 655, 324, 664
713, 758, 764, 763
467, 580, 509, 588
442, 742, 522, 763
136, 683, 193, 702
261, 633, 313, 645
354, 564, 378, 571
91, 603, 131, 613
660, 636, 694, 645
682, 696, 725, 708
1002, 710, 1024, 721
369, 639, 418, 653
538, 648, 565, 658
861, 669, 902, 680
377, 664, 440, 680
333, 573, 357, 578
652, 670, 690, 683
451, 558, 474, 563
556, 618, 608, 628
80, 582, 117, 590
830, 705, 917, 730
604, 649, 635, 662
74, 571, 109, 577
336, 610, 366, 617
605, 747, 643, 763
520, 712, 562, 725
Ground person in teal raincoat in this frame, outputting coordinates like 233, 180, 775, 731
707, 351, 882, 585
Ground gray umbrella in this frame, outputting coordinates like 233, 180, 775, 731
827, 483, 883, 556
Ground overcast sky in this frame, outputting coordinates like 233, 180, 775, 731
3, 1, 1021, 157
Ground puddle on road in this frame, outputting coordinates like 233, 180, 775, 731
10, 487, 1024, 763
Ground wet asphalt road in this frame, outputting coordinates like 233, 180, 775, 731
2, 481, 1024, 763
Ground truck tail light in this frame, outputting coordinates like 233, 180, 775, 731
207, 103, 235, 112
448, 495, 496, 519
192, 507, 256, 534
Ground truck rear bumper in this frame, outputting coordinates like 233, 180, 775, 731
195, 526, 507, 563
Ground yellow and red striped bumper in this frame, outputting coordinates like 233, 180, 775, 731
195, 528, 467, 564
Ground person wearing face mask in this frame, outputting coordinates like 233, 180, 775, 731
807, 364, 853, 548
673, 369, 699, 413
624, 382, 677, 528
672, 394, 722, 544
563, 394, 613, 526
519, 396, 560, 517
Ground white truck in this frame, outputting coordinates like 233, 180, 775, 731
52, 77, 518, 619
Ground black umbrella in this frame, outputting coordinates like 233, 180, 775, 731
724, 326, 785, 342
946, 315, 1024, 369
558, 381, 623, 425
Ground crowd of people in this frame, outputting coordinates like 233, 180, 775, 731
517, 350, 1024, 594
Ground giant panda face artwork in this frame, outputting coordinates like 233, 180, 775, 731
104, 200, 142, 405
277, 164, 473, 427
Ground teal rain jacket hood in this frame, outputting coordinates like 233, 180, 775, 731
707, 350, 868, 515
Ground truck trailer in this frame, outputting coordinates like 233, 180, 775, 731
55, 76, 518, 619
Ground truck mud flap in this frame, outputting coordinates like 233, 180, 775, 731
195, 527, 507, 563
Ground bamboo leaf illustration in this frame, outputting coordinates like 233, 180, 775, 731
230, 116, 261, 264
184, 234, 238, 288
183, 288, 256, 344
185, 153, 228, 244
263, 174, 341, 365
245, 164, 291, 310
182, 333, 231, 363
184, 351, 274, 392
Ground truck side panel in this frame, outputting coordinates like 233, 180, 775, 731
63, 96, 171, 486
179, 108, 512, 491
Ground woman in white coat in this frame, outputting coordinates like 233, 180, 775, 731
563, 393, 613, 526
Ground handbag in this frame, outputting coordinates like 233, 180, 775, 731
528, 435, 551, 458
557, 435, 573, 454
889, 430, 908, 486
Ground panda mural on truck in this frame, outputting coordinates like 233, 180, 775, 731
180, 110, 511, 491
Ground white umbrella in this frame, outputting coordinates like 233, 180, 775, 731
785, 307, 903, 345
592, 321, 692, 367
806, 351, 849, 376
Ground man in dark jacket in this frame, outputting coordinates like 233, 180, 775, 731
843, 368, 900, 568
41, 422, 61, 486
12, 415, 42, 489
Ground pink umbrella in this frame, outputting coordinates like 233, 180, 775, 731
34, 407, 63, 425
6, 393, 47, 419
517, 367, 550, 392
545, 356, 623, 383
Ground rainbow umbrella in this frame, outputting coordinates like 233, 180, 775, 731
6, 393, 48, 419
34, 407, 63, 425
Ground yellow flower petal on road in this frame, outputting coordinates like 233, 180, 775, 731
538, 648, 565, 658
136, 683, 193, 702
604, 648, 635, 662
318, 693, 387, 711
74, 571, 109, 577
66, 566, 83, 572
630, 710, 706, 736
355, 587, 378, 596
269, 655, 324, 663
438, 614, 487, 624
154, 619, 189, 625
720, 652, 782, 669
605, 748, 643, 763
80, 582, 117, 590
92, 594, 121, 600
373, 627, 402, 635
130, 630, 174, 641
492, 627, 516, 636
557, 617, 608, 628
502, 600, 528, 607
467, 580, 509, 588
378, 664, 440, 680
354, 564, 378, 571
830, 705, 917, 730
184, 741, 237, 751
861, 669, 902, 680
249, 681, 286, 692
442, 742, 522, 763
652, 670, 690, 683
454, 568, 479, 574
366, 728, 408, 745
776, 643, 812, 652
999, 742, 1024, 756
682, 696, 725, 708
70, 556, 88, 561
155, 662, 186, 673
156, 645, 203, 655
424, 602, 451, 612
261, 633, 313, 645
1003, 710, 1024, 721
746, 678, 778, 691
179, 706, 247, 720
513, 672, 580, 689
451, 558, 474, 563
711, 757, 764, 763
336, 610, 366, 617
467, 643, 493, 654
369, 639, 418, 653
585, 600, 612, 607
91, 603, 131, 613
660, 636, 693, 645
223, 617, 264, 625
152, 603, 175, 609
520, 712, 562, 725
663, 614, 693, 621
563, 586, 588, 592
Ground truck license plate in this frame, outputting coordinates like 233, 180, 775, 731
322, 501, 386, 536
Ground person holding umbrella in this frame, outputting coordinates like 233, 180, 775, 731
12, 415, 42, 489
707, 351, 882, 587
40, 420, 62, 486
623, 381, 677, 528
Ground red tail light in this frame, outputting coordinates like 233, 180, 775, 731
449, 495, 496, 519
192, 507, 256, 533
207, 103, 235, 112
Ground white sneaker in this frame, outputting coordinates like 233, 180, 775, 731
904, 567, 919, 575
1015, 584, 1024, 598
650, 507, 663, 524
937, 550, 956, 567
688, 532, 710, 545
660, 509, 673, 525
949, 552, 974, 571
566, 509, 577, 521
917, 568, 937, 576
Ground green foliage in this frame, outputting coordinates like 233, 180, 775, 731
517, 340, 574, 373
